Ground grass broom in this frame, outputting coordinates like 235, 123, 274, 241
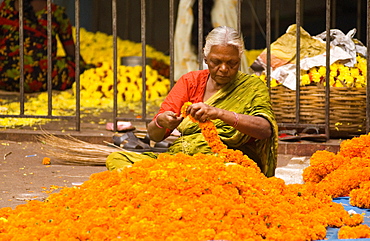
37, 133, 125, 166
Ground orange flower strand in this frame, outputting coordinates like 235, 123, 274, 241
199, 120, 227, 153
181, 102, 227, 154
180, 101, 192, 118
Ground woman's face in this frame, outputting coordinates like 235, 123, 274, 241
204, 45, 241, 85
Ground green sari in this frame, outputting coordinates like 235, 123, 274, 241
106, 72, 278, 177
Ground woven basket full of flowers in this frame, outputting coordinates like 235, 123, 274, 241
270, 85, 366, 136
262, 56, 368, 137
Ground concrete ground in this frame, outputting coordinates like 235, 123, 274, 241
0, 140, 107, 209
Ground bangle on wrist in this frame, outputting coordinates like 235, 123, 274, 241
155, 113, 164, 129
232, 112, 239, 128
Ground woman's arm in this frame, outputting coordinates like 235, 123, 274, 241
147, 111, 183, 142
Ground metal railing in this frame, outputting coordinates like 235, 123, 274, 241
1, 0, 369, 137
1, 0, 83, 130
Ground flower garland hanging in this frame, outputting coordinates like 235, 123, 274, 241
180, 102, 261, 171
181, 101, 227, 153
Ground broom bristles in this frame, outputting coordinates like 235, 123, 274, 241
37, 133, 126, 165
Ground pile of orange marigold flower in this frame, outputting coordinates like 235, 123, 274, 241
302, 133, 370, 239
0, 103, 369, 240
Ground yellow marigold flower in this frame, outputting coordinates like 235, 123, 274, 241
300, 74, 311, 86
317, 66, 326, 76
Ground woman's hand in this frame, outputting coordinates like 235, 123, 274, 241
186, 102, 220, 122
147, 111, 183, 142
187, 102, 272, 140
156, 111, 183, 130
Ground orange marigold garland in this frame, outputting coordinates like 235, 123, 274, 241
181, 101, 227, 153
181, 102, 261, 172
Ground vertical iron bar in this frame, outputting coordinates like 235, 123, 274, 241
295, 0, 301, 123
325, 0, 331, 138
141, 0, 147, 121
198, 0, 203, 70
169, 0, 175, 87
266, 0, 271, 91
75, 0, 81, 131
18, 0, 25, 114
366, 0, 370, 133
47, 0, 52, 116
112, 0, 118, 132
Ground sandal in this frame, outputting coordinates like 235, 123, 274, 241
113, 132, 152, 152
113, 132, 170, 153
278, 129, 301, 142
298, 127, 328, 142
145, 133, 171, 152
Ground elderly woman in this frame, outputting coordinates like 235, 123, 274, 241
107, 26, 278, 177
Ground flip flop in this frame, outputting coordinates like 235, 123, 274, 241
278, 129, 301, 142
298, 127, 328, 142
106, 121, 136, 132
113, 132, 169, 153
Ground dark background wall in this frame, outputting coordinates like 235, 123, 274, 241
45, 0, 370, 53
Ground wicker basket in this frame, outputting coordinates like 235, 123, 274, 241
270, 85, 367, 137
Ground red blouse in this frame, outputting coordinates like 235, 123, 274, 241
155, 69, 210, 137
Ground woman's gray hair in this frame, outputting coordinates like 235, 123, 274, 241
203, 26, 244, 57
